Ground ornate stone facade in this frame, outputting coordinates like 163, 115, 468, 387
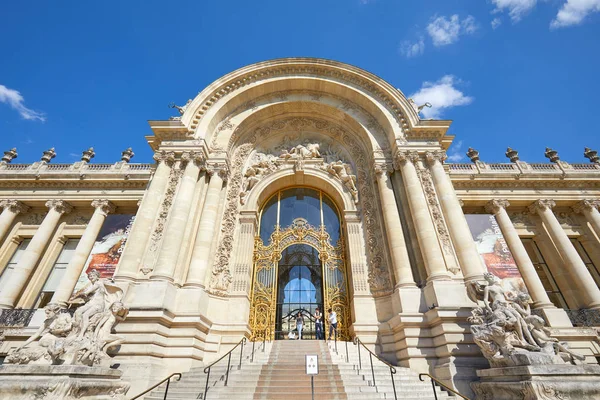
0, 58, 599, 398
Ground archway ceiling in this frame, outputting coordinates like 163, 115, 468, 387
221, 101, 384, 160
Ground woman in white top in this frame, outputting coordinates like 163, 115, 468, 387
328, 308, 338, 341
296, 311, 304, 340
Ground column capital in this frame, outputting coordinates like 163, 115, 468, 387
528, 199, 556, 214
91, 199, 116, 216
425, 150, 447, 166
485, 199, 510, 215
180, 151, 206, 168
153, 150, 176, 166
373, 161, 393, 176
45, 200, 73, 215
393, 150, 419, 169
0, 200, 30, 214
572, 199, 600, 214
207, 162, 230, 181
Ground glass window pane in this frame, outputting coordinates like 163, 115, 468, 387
279, 188, 320, 228
0, 239, 31, 292
260, 195, 278, 243
322, 195, 341, 244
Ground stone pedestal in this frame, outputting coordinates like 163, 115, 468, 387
471, 364, 600, 400
0, 365, 130, 400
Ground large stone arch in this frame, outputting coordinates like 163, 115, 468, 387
208, 103, 396, 301
178, 58, 422, 150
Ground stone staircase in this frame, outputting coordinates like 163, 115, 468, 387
142, 339, 456, 399
326, 341, 455, 399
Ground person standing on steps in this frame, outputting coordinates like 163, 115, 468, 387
314, 307, 323, 340
296, 311, 304, 340
328, 308, 338, 341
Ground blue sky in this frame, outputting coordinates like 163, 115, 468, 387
1, 0, 599, 164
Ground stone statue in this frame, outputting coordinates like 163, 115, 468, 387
240, 153, 279, 204
169, 99, 192, 115
6, 269, 129, 368
322, 160, 359, 204
279, 141, 321, 160
467, 272, 584, 367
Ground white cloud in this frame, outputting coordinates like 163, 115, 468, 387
491, 0, 538, 22
0, 84, 45, 122
446, 140, 465, 162
409, 75, 474, 119
491, 17, 503, 29
551, 0, 600, 28
426, 14, 478, 47
400, 37, 425, 58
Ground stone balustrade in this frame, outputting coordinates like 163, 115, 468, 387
0, 161, 154, 180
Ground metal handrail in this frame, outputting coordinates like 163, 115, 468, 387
353, 337, 397, 400
419, 373, 471, 400
201, 337, 247, 400
130, 373, 182, 399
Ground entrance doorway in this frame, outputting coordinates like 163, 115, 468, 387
248, 187, 350, 341
275, 244, 323, 340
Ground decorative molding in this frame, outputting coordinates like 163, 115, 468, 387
189, 65, 410, 136
209, 94, 391, 156
207, 143, 253, 296
417, 164, 458, 272
509, 211, 535, 227
147, 165, 183, 268
212, 115, 393, 296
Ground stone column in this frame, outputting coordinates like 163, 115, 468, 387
185, 163, 229, 287
485, 199, 555, 309
529, 199, 600, 309
374, 162, 415, 287
426, 151, 486, 281
394, 151, 449, 281
115, 151, 174, 279
51, 200, 116, 305
153, 152, 205, 281
573, 199, 600, 240
0, 200, 72, 308
0, 200, 30, 244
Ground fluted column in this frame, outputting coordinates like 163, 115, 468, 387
573, 199, 600, 240
185, 163, 229, 287
426, 151, 486, 281
51, 200, 116, 305
0, 200, 72, 308
374, 162, 415, 287
394, 151, 449, 281
485, 199, 554, 308
529, 199, 600, 309
0, 200, 30, 244
153, 152, 205, 281
115, 151, 175, 279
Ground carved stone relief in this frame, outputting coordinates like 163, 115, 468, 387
211, 116, 393, 296
415, 161, 458, 274
208, 92, 392, 156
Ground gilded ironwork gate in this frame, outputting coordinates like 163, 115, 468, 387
249, 218, 350, 341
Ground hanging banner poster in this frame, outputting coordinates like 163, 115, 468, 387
73, 214, 135, 292
465, 214, 528, 298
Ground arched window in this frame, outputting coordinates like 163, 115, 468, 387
259, 187, 341, 244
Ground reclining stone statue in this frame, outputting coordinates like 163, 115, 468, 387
5, 269, 128, 368
467, 272, 584, 367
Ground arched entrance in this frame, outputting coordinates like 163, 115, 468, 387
249, 187, 350, 341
